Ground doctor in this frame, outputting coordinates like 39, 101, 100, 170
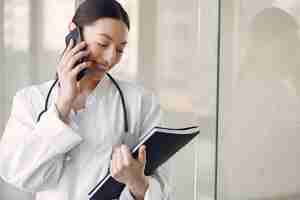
0, 0, 171, 199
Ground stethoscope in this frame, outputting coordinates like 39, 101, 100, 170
36, 72, 129, 133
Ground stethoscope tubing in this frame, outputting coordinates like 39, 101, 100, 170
36, 73, 129, 133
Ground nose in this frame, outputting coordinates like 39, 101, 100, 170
103, 46, 117, 67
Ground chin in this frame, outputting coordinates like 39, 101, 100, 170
90, 71, 106, 81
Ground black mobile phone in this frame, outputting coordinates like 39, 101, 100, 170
65, 27, 88, 81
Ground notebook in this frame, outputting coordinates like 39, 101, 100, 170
88, 126, 200, 200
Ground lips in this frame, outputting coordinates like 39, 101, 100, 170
96, 64, 109, 71
85, 61, 109, 72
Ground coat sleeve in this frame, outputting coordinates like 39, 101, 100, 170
119, 90, 173, 200
0, 89, 82, 192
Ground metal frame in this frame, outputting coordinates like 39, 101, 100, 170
0, 0, 5, 133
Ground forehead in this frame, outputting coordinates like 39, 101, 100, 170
84, 18, 128, 42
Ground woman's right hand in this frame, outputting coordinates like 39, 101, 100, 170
55, 39, 90, 121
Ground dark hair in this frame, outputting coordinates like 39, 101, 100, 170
72, 0, 130, 30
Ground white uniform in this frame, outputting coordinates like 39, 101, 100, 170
0, 75, 172, 200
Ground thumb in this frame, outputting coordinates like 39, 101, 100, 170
138, 145, 147, 166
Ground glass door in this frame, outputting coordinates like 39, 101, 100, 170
219, 1, 300, 199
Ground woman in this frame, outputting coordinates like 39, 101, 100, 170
0, 0, 171, 199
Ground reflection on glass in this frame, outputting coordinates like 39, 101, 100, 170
222, 2, 300, 199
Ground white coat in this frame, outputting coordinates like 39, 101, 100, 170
0, 75, 172, 200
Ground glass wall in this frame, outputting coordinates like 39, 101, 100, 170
219, 0, 300, 199
154, 1, 218, 199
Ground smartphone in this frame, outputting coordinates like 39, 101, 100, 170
65, 27, 88, 81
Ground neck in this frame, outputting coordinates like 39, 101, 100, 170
71, 74, 105, 112
78, 73, 106, 93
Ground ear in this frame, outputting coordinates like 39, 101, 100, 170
68, 21, 77, 32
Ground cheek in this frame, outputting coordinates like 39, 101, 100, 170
114, 54, 122, 64
87, 45, 103, 60
86, 44, 123, 66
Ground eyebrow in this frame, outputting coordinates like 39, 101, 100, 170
97, 33, 128, 45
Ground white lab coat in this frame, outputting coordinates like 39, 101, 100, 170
0, 75, 172, 200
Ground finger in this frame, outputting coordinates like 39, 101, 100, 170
110, 158, 116, 177
138, 145, 147, 165
65, 41, 87, 61
111, 150, 117, 177
66, 38, 75, 52
66, 50, 89, 71
116, 147, 124, 172
58, 39, 74, 72
69, 62, 88, 79
121, 145, 132, 166
61, 38, 75, 60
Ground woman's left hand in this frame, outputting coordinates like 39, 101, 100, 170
110, 144, 149, 199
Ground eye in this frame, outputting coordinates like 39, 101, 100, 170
97, 42, 109, 48
117, 48, 124, 54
